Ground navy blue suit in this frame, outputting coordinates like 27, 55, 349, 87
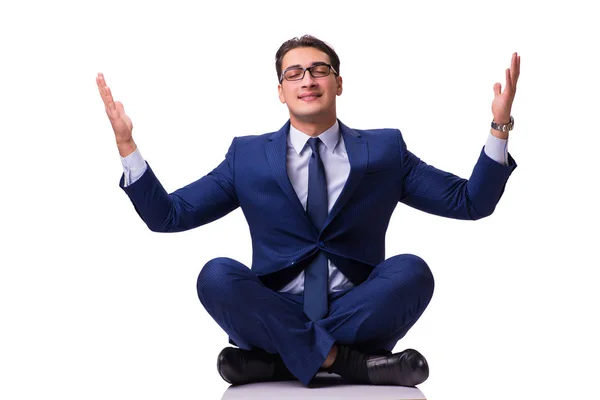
121, 120, 516, 385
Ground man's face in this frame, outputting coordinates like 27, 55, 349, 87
278, 47, 343, 125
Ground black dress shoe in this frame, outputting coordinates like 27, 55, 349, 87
217, 347, 294, 385
366, 348, 429, 386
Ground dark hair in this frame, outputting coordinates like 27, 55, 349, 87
275, 35, 340, 82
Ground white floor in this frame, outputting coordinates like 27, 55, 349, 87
221, 372, 426, 399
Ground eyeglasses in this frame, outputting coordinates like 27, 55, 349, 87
280, 63, 338, 83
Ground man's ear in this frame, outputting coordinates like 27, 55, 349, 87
278, 84, 286, 104
336, 76, 343, 96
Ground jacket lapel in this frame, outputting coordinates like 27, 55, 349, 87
265, 120, 368, 232
265, 121, 311, 223
324, 121, 368, 229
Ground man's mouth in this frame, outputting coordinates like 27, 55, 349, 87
298, 93, 322, 101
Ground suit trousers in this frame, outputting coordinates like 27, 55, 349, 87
196, 253, 435, 385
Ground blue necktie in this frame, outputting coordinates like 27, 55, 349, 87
303, 137, 329, 321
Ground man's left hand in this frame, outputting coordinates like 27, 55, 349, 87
491, 52, 521, 139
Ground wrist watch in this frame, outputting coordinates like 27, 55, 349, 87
491, 116, 514, 132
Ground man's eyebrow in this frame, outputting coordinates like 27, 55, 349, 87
284, 61, 329, 70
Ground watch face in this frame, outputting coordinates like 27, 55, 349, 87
491, 117, 513, 131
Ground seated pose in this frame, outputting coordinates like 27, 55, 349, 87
96, 35, 519, 387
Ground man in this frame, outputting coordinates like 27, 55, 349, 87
96, 35, 519, 387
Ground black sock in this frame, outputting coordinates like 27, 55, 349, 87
329, 345, 370, 383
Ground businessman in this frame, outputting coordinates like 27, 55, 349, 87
97, 35, 519, 387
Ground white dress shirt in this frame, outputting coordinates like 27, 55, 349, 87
278, 121, 353, 294
121, 123, 509, 294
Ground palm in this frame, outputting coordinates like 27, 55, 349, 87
491, 53, 520, 124
96, 73, 133, 143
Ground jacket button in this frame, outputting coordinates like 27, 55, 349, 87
318, 241, 325, 247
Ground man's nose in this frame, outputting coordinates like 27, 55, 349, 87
301, 69, 317, 88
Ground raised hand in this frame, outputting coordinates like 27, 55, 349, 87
96, 73, 136, 157
491, 53, 520, 130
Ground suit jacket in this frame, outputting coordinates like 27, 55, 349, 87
120, 120, 516, 290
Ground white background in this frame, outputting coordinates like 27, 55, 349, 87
1, 0, 599, 399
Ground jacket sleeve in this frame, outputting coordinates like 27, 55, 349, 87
397, 130, 517, 220
119, 138, 239, 232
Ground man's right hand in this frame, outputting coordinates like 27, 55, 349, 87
96, 72, 136, 157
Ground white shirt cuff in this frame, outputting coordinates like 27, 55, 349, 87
120, 147, 147, 187
484, 132, 509, 165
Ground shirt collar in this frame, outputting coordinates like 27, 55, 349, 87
288, 120, 341, 155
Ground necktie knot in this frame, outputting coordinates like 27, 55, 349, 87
307, 137, 321, 157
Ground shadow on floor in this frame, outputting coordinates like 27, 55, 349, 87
221, 372, 426, 399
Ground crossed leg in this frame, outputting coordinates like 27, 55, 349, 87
196, 254, 434, 385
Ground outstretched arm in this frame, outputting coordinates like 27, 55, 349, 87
97, 73, 239, 232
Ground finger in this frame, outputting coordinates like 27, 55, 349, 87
96, 73, 108, 93
98, 86, 112, 110
96, 74, 114, 110
505, 68, 513, 94
493, 82, 501, 96
96, 73, 107, 98
511, 53, 520, 87
104, 86, 116, 112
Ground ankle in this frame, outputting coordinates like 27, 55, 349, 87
322, 345, 338, 368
